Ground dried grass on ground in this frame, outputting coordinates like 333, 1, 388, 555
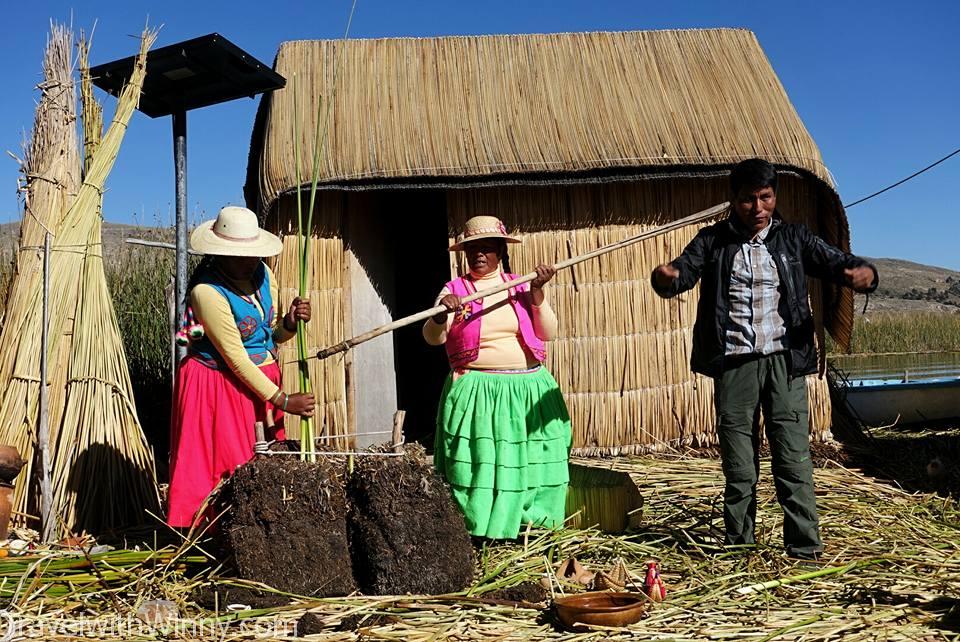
1, 450, 957, 641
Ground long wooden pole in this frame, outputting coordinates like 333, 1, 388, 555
38, 232, 54, 542
316, 201, 730, 360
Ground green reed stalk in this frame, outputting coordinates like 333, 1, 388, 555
292, 0, 357, 461
291, 74, 316, 462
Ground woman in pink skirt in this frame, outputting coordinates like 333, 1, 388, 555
167, 206, 315, 529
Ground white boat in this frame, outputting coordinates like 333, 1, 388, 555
842, 374, 960, 426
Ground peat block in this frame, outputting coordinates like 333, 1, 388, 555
216, 456, 356, 596
485, 581, 548, 604
348, 445, 474, 594
193, 584, 289, 610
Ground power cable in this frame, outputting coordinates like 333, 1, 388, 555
843, 145, 960, 208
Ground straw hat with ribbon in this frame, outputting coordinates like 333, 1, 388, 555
449, 215, 521, 252
190, 206, 283, 257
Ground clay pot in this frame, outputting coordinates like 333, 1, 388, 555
0, 446, 25, 484
553, 591, 647, 628
0, 483, 13, 540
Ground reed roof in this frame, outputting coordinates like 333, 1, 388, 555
248, 28, 836, 210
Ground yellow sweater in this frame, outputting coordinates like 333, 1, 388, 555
422, 269, 559, 369
190, 265, 296, 401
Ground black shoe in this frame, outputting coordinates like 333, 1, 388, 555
786, 551, 824, 569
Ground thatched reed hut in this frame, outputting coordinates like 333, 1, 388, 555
244, 28, 853, 454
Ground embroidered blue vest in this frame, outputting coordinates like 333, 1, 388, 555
189, 263, 277, 369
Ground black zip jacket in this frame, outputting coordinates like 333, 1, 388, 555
651, 213, 878, 378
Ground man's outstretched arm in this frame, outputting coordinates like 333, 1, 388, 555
801, 227, 878, 293
651, 228, 711, 298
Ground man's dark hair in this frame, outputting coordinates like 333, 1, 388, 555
730, 158, 778, 195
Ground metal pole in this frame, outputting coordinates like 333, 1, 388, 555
173, 111, 188, 371
38, 232, 53, 542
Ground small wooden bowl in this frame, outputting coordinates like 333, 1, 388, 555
553, 591, 647, 628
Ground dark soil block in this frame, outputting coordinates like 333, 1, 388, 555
485, 581, 548, 604
193, 584, 290, 610
348, 445, 474, 595
216, 456, 356, 596
295, 612, 325, 636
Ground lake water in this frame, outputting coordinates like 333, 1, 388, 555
829, 352, 960, 383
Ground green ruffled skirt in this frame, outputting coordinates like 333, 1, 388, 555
434, 366, 572, 539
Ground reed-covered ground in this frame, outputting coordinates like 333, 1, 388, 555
1, 453, 958, 640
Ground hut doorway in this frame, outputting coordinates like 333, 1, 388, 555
345, 189, 450, 449
386, 190, 451, 449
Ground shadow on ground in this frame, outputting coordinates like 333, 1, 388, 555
827, 371, 960, 497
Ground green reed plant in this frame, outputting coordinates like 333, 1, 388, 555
290, 0, 357, 462
105, 243, 173, 392
829, 311, 960, 355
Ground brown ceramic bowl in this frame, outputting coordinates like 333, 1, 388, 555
0, 446, 24, 484
553, 591, 647, 628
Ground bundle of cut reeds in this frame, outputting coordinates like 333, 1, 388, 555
0, 25, 80, 510
0, 25, 159, 536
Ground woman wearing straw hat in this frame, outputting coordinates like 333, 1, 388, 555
167, 206, 316, 529
423, 215, 572, 540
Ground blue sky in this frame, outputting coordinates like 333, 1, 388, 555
2, 1, 958, 267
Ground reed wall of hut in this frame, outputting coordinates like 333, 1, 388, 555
259, 175, 834, 453
246, 28, 854, 452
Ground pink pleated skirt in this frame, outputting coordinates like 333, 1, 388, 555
166, 356, 286, 528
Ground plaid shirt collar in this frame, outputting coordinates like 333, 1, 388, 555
727, 212, 780, 243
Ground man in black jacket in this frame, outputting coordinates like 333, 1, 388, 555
651, 158, 877, 559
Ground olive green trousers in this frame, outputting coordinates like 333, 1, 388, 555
714, 352, 822, 557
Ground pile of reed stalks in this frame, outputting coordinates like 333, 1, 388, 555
2, 452, 959, 640
0, 24, 159, 537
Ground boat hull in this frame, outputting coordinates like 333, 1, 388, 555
843, 378, 960, 426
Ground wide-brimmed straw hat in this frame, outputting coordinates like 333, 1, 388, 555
190, 206, 283, 257
449, 215, 521, 252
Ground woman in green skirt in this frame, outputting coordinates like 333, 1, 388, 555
423, 215, 572, 539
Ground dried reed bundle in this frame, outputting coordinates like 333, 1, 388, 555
0, 27, 159, 535
0, 22, 80, 521
48, 35, 160, 533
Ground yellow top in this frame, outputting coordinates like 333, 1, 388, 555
190, 265, 296, 401
422, 269, 559, 369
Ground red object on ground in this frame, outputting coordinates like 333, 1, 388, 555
643, 561, 666, 602
167, 358, 285, 528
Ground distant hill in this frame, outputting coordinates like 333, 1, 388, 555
0, 221, 171, 258
857, 257, 960, 313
